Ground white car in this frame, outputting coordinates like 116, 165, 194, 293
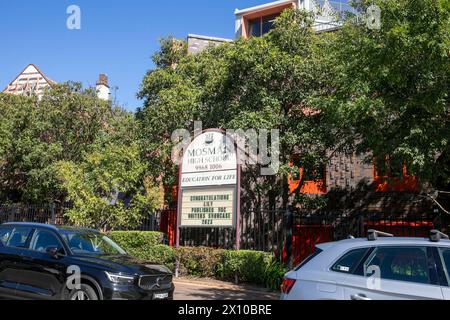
281, 230, 450, 300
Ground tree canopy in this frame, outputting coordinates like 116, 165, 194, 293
137, 10, 339, 207
1, 0, 449, 216
318, 0, 450, 186
138, 1, 450, 205
0, 83, 160, 229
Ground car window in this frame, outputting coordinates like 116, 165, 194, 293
60, 230, 126, 255
0, 226, 13, 246
6, 227, 33, 249
438, 248, 450, 283
364, 247, 431, 285
30, 229, 64, 253
332, 248, 370, 275
295, 248, 323, 271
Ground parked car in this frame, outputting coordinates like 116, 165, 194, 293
0, 222, 174, 300
281, 230, 450, 300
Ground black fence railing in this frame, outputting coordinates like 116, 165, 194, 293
1, 204, 448, 266
179, 208, 446, 265
0, 204, 162, 232
0, 204, 68, 225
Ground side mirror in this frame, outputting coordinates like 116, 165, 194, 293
46, 247, 63, 259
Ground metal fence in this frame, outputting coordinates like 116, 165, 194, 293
0, 204, 68, 225
1, 204, 448, 266
0, 204, 162, 232
285, 209, 443, 266
179, 208, 446, 265
178, 209, 285, 252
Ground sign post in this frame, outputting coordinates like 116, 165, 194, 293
176, 129, 240, 250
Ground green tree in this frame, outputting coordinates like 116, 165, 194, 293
137, 9, 338, 208
0, 81, 161, 228
317, 0, 450, 187
0, 83, 112, 203
57, 142, 160, 231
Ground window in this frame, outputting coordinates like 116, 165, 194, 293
375, 156, 405, 179
0, 226, 13, 246
439, 248, 450, 284
60, 230, 126, 255
6, 227, 33, 249
332, 248, 370, 275
249, 18, 262, 37
248, 13, 280, 37
262, 14, 278, 34
30, 229, 64, 253
295, 248, 323, 271
364, 247, 431, 284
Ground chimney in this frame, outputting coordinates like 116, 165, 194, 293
96, 74, 111, 101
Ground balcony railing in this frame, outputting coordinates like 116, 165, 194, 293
310, 0, 360, 31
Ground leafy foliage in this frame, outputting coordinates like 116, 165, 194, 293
57, 142, 160, 231
178, 246, 225, 278
0, 84, 111, 203
316, 0, 450, 185
110, 231, 284, 290
0, 83, 161, 230
109, 231, 165, 247
137, 9, 338, 206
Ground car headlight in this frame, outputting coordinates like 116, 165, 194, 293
105, 271, 135, 284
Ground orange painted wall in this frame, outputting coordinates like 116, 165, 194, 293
373, 162, 420, 193
288, 163, 327, 195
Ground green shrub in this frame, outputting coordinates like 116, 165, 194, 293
263, 259, 286, 291
108, 231, 285, 290
141, 245, 178, 270
217, 250, 273, 285
178, 247, 225, 278
109, 231, 165, 249
108, 231, 177, 269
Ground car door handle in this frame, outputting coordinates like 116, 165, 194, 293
351, 294, 372, 301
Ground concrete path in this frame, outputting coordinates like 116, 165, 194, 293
173, 277, 280, 301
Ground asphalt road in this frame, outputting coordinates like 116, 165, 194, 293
173, 278, 280, 300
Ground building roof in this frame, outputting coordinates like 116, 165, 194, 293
2, 64, 55, 98
187, 34, 233, 43
235, 0, 296, 16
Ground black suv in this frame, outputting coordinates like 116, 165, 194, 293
0, 222, 174, 300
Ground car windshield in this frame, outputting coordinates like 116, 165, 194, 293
60, 230, 127, 256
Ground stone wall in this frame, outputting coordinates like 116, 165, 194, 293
187, 34, 232, 55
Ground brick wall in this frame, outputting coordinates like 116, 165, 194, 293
327, 152, 374, 191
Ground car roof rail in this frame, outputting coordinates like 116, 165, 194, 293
348, 235, 355, 239
430, 230, 449, 243
368, 229, 394, 241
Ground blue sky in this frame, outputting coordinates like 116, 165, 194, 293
0, 0, 281, 111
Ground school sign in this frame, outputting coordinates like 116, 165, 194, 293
176, 129, 241, 248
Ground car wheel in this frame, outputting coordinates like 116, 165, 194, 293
67, 284, 98, 300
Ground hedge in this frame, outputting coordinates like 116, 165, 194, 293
109, 231, 165, 247
177, 246, 225, 278
109, 231, 177, 268
109, 231, 285, 290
